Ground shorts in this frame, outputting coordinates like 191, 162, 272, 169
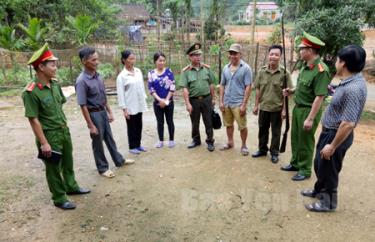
222, 106, 247, 130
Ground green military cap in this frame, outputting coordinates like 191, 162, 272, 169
27, 43, 59, 68
186, 43, 202, 55
298, 32, 325, 49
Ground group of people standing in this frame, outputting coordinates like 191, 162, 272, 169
22, 31, 367, 213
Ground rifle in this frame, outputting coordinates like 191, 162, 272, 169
279, 12, 289, 153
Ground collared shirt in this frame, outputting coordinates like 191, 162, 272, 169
255, 65, 293, 112
75, 70, 107, 109
221, 60, 252, 107
294, 58, 331, 107
180, 65, 216, 97
22, 78, 67, 131
116, 67, 148, 115
322, 73, 367, 129
147, 67, 176, 101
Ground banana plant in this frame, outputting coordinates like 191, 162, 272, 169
0, 25, 25, 50
66, 15, 98, 46
17, 17, 47, 50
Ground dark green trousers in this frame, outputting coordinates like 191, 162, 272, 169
189, 95, 214, 144
37, 127, 79, 204
290, 106, 322, 176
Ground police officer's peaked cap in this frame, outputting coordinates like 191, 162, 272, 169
186, 43, 202, 55
298, 32, 325, 49
27, 43, 59, 68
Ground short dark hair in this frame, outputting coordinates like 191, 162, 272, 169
153, 52, 166, 63
269, 44, 283, 54
33, 60, 50, 71
337, 45, 366, 73
121, 50, 133, 65
78, 46, 96, 61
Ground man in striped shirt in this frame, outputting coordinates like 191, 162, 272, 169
301, 45, 368, 212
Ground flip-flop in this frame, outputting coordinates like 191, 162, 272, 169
101, 170, 115, 178
241, 147, 249, 156
220, 144, 233, 151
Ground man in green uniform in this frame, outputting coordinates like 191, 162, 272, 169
252, 45, 293, 163
181, 43, 216, 151
22, 43, 90, 210
281, 32, 331, 181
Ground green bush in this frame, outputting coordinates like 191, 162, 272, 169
98, 63, 115, 80
0, 67, 31, 87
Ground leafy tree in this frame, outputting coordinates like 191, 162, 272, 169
204, 0, 225, 42
277, 0, 375, 27
17, 17, 47, 50
66, 15, 98, 46
296, 6, 364, 73
267, 24, 282, 45
0, 25, 24, 50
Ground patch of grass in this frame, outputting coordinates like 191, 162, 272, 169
361, 110, 375, 121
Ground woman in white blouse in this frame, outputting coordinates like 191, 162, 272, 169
116, 50, 148, 154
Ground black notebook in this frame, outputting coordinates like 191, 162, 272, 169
38, 149, 62, 163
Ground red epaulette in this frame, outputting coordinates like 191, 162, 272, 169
26, 82, 36, 92
182, 65, 192, 72
318, 63, 324, 72
37, 83, 43, 90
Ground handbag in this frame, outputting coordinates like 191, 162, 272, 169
212, 109, 222, 129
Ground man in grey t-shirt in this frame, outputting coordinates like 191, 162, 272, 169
219, 43, 252, 156
75, 47, 134, 178
302, 45, 367, 212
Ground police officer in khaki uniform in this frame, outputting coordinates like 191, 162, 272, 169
180, 43, 216, 151
281, 32, 331, 181
22, 44, 90, 210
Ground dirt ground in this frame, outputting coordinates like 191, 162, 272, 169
1, 92, 375, 242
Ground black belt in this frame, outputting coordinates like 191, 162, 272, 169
322, 127, 337, 132
295, 103, 311, 108
88, 107, 105, 112
190, 94, 210, 100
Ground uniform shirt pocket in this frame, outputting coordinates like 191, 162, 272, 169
300, 77, 313, 87
41, 96, 53, 109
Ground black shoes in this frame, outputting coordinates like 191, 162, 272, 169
67, 187, 91, 195
252, 151, 279, 163
207, 143, 215, 152
280, 164, 298, 172
301, 189, 317, 198
271, 155, 279, 163
54, 201, 76, 210
305, 201, 335, 212
251, 151, 267, 158
292, 173, 311, 181
187, 141, 214, 151
187, 142, 201, 149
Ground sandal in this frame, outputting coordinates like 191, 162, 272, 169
219, 143, 233, 151
241, 147, 249, 156
101, 170, 115, 178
